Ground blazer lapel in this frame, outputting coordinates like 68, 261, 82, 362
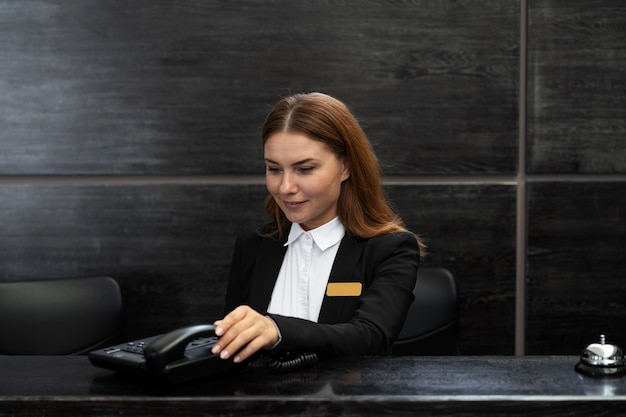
317, 234, 366, 324
249, 236, 287, 312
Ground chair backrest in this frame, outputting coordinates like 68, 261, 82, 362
392, 267, 459, 355
0, 276, 123, 355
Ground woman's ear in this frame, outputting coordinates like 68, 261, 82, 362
341, 160, 350, 182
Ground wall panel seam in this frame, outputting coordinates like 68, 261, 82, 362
516, 0, 528, 356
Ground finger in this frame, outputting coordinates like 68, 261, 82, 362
214, 305, 251, 335
232, 337, 269, 363
211, 321, 241, 355
220, 330, 264, 362
212, 306, 255, 354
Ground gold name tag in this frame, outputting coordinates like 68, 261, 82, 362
326, 282, 362, 297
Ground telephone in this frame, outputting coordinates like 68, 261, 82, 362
89, 323, 319, 384
88, 324, 239, 384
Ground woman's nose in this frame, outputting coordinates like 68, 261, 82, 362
279, 172, 297, 194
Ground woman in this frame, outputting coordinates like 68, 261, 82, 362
212, 92, 424, 364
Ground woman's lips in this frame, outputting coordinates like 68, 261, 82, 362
283, 200, 306, 209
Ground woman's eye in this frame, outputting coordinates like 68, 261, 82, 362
297, 166, 314, 174
266, 166, 281, 173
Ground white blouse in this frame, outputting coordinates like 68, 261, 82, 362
267, 217, 345, 322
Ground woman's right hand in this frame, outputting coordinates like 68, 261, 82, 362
211, 305, 279, 363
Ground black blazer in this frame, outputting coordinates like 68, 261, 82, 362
224, 224, 420, 358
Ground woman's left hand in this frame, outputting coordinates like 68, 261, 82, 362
211, 305, 279, 363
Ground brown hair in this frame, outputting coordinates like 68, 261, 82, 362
261, 92, 425, 254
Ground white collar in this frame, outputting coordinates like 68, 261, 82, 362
285, 217, 345, 251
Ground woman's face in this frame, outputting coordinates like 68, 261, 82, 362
264, 132, 350, 231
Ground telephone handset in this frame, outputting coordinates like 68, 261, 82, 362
89, 323, 319, 384
89, 324, 240, 384
143, 324, 217, 374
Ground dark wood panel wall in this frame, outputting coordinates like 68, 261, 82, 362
0, 0, 623, 355
526, 0, 626, 354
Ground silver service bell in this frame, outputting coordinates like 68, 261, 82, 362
575, 334, 625, 377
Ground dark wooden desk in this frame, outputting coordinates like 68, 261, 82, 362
1, 355, 625, 416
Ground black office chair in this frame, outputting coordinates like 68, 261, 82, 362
0, 276, 123, 355
392, 267, 459, 355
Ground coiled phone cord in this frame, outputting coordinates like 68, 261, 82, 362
248, 351, 319, 373
268, 352, 319, 373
